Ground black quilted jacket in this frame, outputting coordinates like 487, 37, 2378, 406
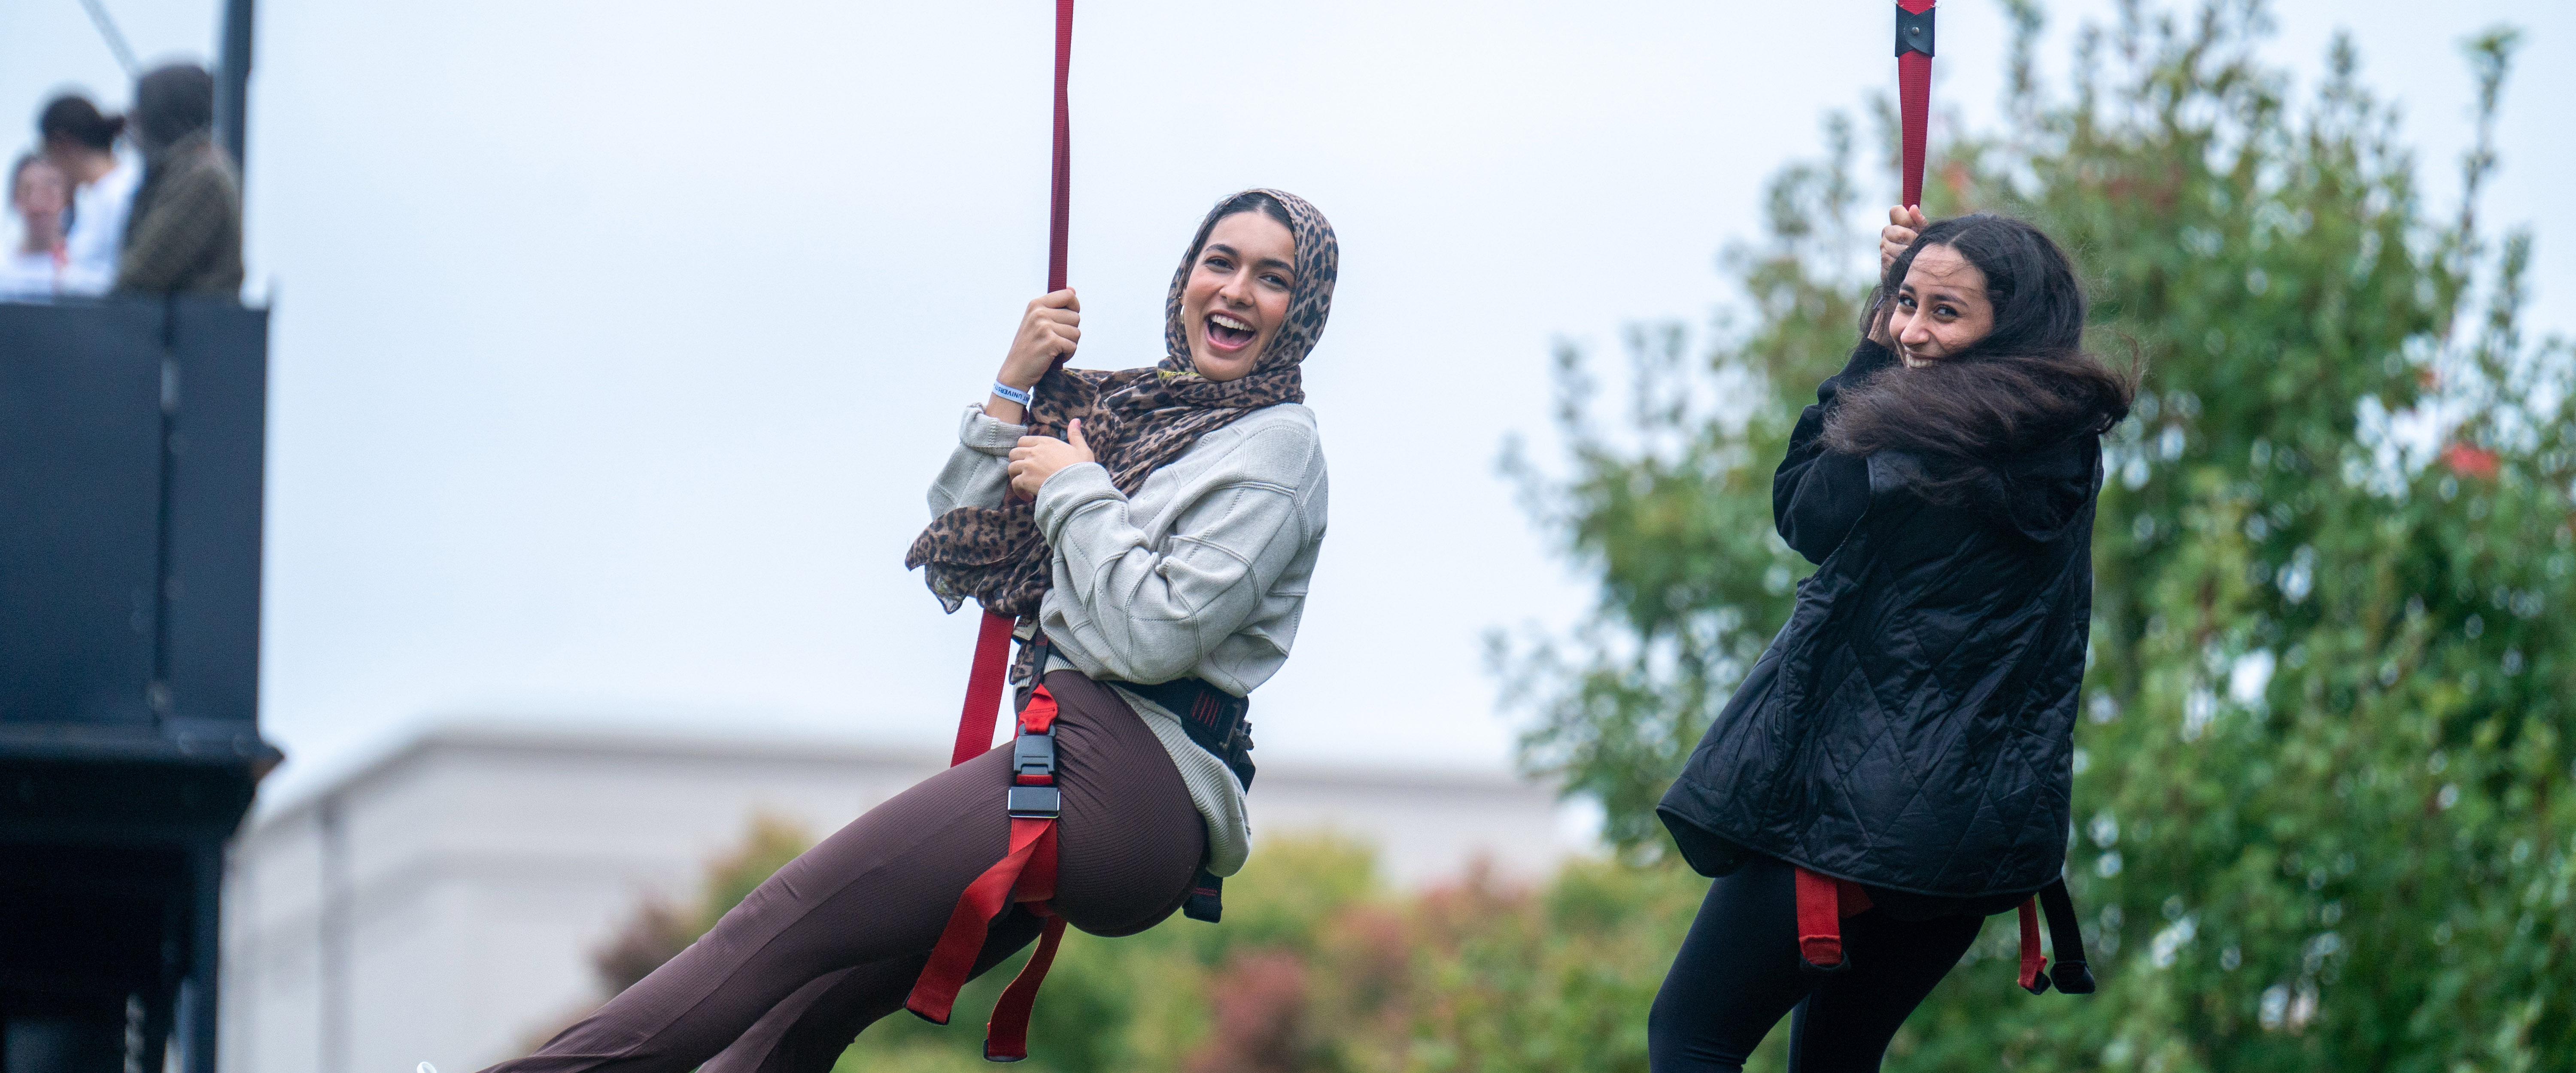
1657, 339, 2100, 903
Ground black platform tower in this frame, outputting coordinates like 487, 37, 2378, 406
0, 295, 278, 1073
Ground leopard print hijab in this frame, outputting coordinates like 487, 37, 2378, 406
905, 188, 1339, 620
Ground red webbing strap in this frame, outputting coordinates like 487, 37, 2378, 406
906, 816, 1055, 1025
908, 689, 1065, 1028
907, 813, 1056, 1024
949, 0, 1077, 773
984, 914, 1065, 1061
953, 612, 1017, 766
2016, 897, 2049, 993
1791, 867, 1858, 968
1046, 0, 1072, 296
1896, 0, 1935, 209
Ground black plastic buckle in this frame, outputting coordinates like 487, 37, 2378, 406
1012, 728, 1056, 781
1006, 727, 1060, 818
1006, 784, 1061, 818
1895, 3, 1935, 57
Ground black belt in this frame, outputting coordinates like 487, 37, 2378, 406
1015, 629, 1258, 789
1103, 676, 1256, 791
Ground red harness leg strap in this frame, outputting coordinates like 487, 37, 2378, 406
2016, 896, 2051, 994
1792, 867, 1873, 972
1895, 0, 1936, 209
907, 687, 1067, 1061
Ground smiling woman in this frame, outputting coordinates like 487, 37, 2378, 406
483, 189, 1339, 1073
1645, 209, 2135, 1073
1180, 197, 1299, 381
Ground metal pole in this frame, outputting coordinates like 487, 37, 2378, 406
216, 0, 255, 176
184, 839, 226, 1073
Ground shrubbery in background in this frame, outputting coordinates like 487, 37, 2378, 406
583, 827, 1714, 1073
589, 812, 815, 996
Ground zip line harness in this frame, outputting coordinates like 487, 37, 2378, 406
1791, 3, 2096, 998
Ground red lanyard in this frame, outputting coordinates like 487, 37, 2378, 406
1896, 0, 1936, 208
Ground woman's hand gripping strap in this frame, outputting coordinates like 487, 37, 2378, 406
906, 686, 1068, 1063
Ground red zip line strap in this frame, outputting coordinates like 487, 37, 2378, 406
951, 0, 1077, 771
915, 3, 1078, 1060
953, 613, 1018, 766
1046, 0, 1071, 298
1896, 0, 1936, 209
1792, 867, 1872, 973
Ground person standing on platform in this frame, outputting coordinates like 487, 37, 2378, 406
36, 94, 137, 296
1, 153, 73, 300
114, 64, 243, 297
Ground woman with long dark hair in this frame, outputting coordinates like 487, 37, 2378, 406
1648, 207, 2134, 1073
482, 188, 1334, 1073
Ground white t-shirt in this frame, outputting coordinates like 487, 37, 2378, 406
59, 158, 141, 296
0, 249, 64, 300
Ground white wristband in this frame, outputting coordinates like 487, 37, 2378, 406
990, 380, 1033, 406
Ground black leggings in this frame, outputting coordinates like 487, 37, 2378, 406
1648, 855, 1982, 1073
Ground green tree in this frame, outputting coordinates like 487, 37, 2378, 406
1500, 1, 2574, 1068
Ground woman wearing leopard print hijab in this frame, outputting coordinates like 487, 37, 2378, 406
488, 190, 1334, 1073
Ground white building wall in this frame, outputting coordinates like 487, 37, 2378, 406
221, 721, 1583, 1073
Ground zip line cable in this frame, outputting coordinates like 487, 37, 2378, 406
76, 0, 142, 79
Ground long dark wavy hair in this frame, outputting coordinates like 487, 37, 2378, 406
1824, 213, 2136, 503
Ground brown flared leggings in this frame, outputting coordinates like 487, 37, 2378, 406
484, 671, 1206, 1073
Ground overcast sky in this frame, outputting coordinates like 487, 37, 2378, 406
4, 0, 2567, 807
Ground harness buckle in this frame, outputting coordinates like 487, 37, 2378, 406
1005, 784, 1062, 818
1006, 726, 1060, 817
1012, 727, 1056, 781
